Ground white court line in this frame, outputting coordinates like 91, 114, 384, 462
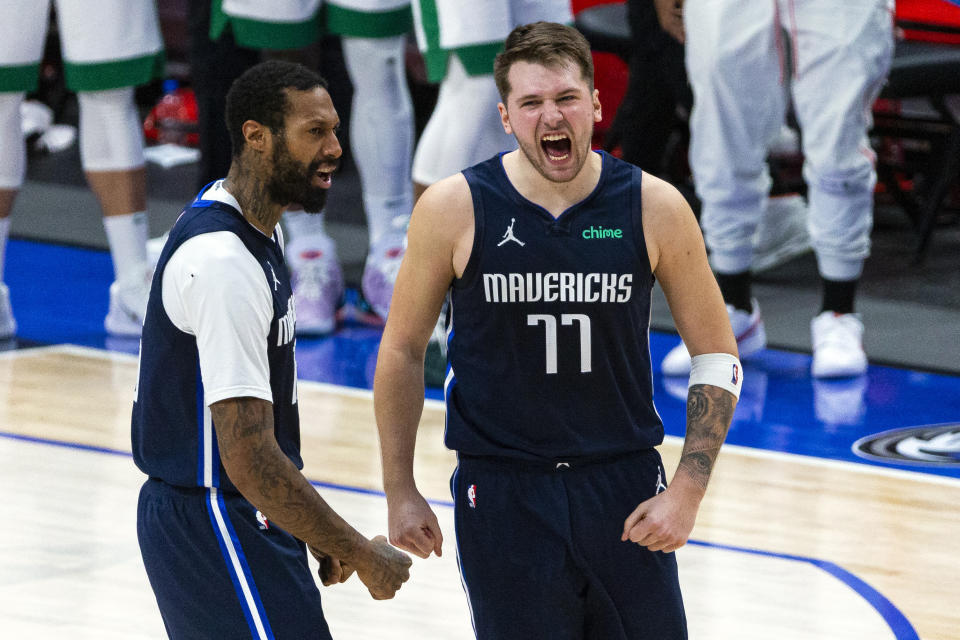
26, 343, 960, 489
0, 342, 78, 359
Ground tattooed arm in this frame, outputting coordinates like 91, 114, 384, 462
675, 385, 737, 492
619, 172, 740, 552
619, 385, 737, 553
211, 397, 411, 599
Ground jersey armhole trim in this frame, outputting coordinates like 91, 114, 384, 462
454, 169, 485, 290
631, 167, 655, 283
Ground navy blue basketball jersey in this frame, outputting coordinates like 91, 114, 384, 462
445, 151, 663, 461
132, 190, 301, 492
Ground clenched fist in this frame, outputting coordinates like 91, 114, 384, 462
355, 535, 413, 600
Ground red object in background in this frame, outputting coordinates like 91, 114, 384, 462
590, 50, 628, 152
572, 1, 632, 154
143, 81, 199, 147
896, 0, 960, 43
571, 0, 622, 15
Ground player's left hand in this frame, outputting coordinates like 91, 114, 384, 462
620, 485, 700, 553
309, 545, 356, 586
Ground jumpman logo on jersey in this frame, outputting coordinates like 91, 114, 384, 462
655, 468, 667, 495
497, 218, 525, 247
268, 264, 281, 291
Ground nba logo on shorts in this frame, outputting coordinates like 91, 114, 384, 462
256, 510, 270, 530
467, 484, 477, 508
731, 363, 739, 385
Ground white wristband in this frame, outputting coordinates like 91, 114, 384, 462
688, 353, 743, 399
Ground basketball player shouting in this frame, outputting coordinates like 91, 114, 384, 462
375, 22, 741, 639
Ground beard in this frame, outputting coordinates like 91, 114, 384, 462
267, 136, 335, 213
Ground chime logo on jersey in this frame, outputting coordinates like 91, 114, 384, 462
256, 510, 270, 530
467, 484, 477, 508
581, 225, 623, 239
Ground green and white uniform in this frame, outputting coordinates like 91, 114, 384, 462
409, 1, 573, 186
211, 0, 413, 49
412, 0, 572, 82
0, 0, 163, 93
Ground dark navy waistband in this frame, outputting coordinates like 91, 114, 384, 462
456, 448, 657, 473
143, 476, 243, 497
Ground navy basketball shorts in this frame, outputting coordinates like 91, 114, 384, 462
137, 478, 333, 640
451, 450, 687, 640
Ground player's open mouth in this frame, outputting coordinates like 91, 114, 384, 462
541, 133, 571, 162
315, 170, 333, 187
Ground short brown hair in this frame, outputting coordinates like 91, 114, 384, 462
493, 22, 594, 102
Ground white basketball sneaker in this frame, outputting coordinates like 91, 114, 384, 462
811, 311, 867, 378
661, 298, 767, 376
287, 234, 344, 336
105, 263, 152, 337
0, 283, 16, 339
362, 215, 410, 321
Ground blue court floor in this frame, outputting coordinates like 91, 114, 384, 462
5, 237, 960, 479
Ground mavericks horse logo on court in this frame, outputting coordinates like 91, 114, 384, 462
853, 423, 960, 466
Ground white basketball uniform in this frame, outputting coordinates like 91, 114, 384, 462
684, 0, 894, 280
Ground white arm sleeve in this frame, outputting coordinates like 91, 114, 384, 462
162, 232, 275, 406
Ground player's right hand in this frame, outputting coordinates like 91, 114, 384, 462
387, 492, 444, 559
308, 545, 356, 586
356, 535, 412, 600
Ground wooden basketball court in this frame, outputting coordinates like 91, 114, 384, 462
1, 345, 957, 638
